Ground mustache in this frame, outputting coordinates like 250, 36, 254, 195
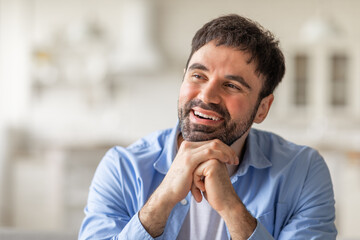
185, 99, 229, 119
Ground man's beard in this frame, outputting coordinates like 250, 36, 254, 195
178, 99, 260, 146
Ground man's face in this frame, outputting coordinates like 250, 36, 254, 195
178, 41, 266, 146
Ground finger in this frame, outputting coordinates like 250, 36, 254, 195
191, 183, 203, 202
203, 191, 208, 201
185, 141, 238, 166
178, 140, 210, 151
203, 139, 238, 165
193, 159, 221, 194
176, 140, 238, 181
181, 139, 237, 162
193, 170, 206, 192
191, 146, 238, 166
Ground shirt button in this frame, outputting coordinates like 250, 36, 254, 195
180, 199, 188, 205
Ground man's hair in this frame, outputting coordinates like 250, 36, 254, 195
185, 14, 285, 99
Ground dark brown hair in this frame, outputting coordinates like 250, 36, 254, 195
186, 14, 285, 99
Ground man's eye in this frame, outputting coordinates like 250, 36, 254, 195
225, 83, 241, 90
191, 74, 205, 80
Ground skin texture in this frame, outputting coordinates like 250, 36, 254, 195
139, 41, 274, 239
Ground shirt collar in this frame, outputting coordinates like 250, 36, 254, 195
232, 129, 272, 180
153, 123, 180, 174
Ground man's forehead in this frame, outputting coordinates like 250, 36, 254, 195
188, 43, 257, 74
190, 42, 253, 62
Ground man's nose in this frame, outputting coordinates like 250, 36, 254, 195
198, 80, 221, 104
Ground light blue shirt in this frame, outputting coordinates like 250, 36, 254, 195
79, 124, 337, 239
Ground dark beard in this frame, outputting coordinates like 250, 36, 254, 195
178, 99, 260, 146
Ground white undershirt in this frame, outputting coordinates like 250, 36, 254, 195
176, 135, 244, 240
177, 196, 228, 240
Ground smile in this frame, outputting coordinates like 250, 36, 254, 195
193, 110, 221, 121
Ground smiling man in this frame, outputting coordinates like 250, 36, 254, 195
79, 14, 337, 240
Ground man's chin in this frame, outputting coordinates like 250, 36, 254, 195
180, 120, 224, 142
181, 131, 220, 142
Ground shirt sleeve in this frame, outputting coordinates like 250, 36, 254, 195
248, 219, 274, 240
277, 152, 337, 239
78, 147, 155, 240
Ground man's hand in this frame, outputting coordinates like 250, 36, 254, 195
139, 139, 239, 237
193, 159, 257, 240
162, 139, 239, 205
192, 159, 235, 210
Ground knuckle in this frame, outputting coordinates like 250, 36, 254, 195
218, 152, 226, 161
210, 140, 219, 149
208, 159, 217, 165
212, 159, 221, 165
204, 148, 212, 155
181, 141, 191, 149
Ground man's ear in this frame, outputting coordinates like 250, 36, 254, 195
253, 94, 274, 124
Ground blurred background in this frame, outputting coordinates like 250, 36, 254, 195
0, 0, 359, 239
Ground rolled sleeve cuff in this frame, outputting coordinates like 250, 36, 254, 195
248, 219, 274, 240
118, 211, 158, 240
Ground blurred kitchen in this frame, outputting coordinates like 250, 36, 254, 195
0, 0, 359, 239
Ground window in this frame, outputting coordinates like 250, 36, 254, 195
330, 54, 348, 107
294, 54, 308, 106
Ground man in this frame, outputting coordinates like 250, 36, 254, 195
79, 14, 337, 239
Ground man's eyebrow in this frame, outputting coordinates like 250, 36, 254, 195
188, 63, 209, 71
188, 63, 252, 90
225, 75, 252, 90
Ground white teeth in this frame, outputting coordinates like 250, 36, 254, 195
194, 111, 220, 121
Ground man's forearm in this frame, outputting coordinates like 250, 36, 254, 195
220, 198, 257, 240
139, 188, 176, 237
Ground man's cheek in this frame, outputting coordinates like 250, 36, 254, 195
180, 81, 199, 98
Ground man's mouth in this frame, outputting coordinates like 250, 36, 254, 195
193, 110, 221, 121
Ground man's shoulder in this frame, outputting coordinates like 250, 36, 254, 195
126, 127, 174, 152
249, 128, 321, 164
106, 127, 175, 164
96, 127, 175, 179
